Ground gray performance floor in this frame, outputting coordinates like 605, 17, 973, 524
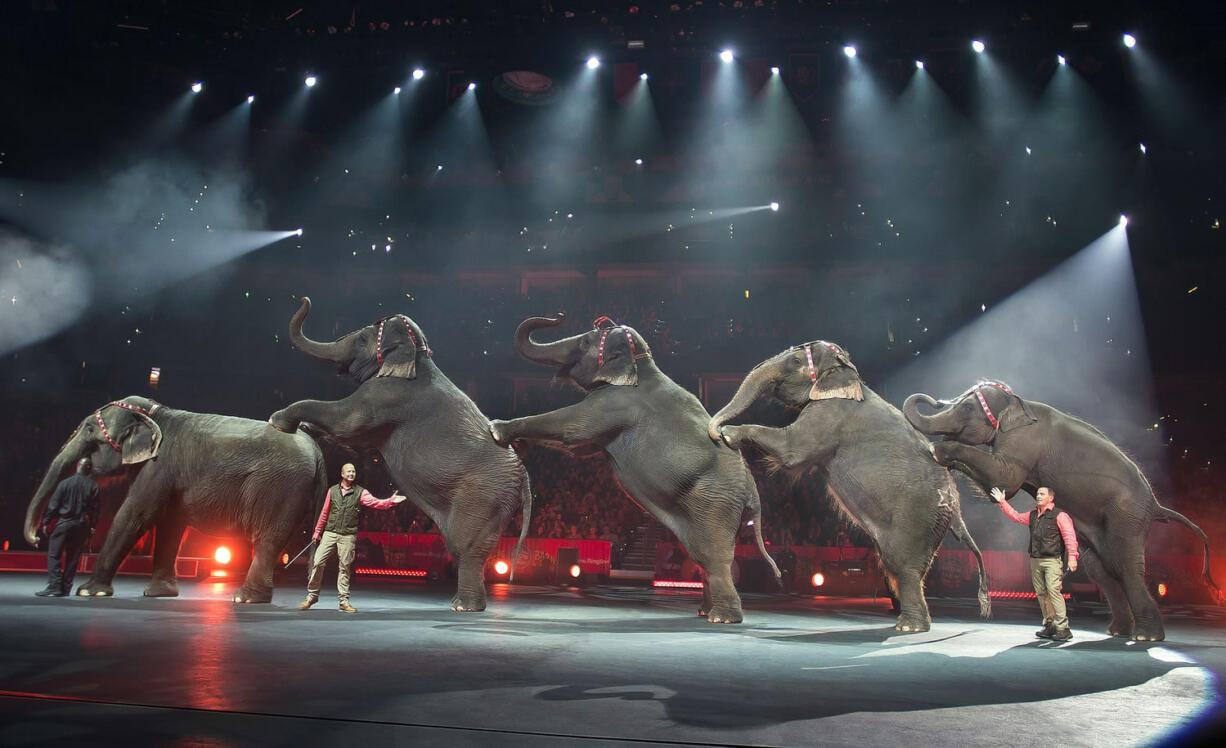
1, 574, 1224, 747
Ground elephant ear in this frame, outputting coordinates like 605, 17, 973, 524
376, 344, 418, 379
998, 396, 1038, 432
119, 413, 163, 464
809, 343, 864, 402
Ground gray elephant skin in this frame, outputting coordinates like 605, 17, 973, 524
269, 297, 531, 612
709, 341, 991, 632
904, 381, 1218, 641
24, 395, 327, 603
489, 314, 780, 624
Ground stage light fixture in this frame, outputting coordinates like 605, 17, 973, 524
493, 560, 509, 576
215, 546, 232, 564
246, 95, 255, 104
843, 45, 857, 58
1026, 146, 1032, 155
915, 60, 924, 70
281, 553, 289, 565
635, 158, 644, 166
769, 201, 780, 212
640, 72, 648, 80
770, 66, 779, 75
394, 86, 401, 94
1057, 54, 1067, 66
412, 68, 425, 80
569, 564, 582, 579
467, 82, 476, 91
1119, 214, 1129, 226
191, 82, 203, 93
1157, 582, 1168, 597
811, 573, 825, 587
1123, 33, 1137, 48
586, 56, 600, 69
972, 39, 986, 54
1139, 142, 1147, 155
720, 49, 734, 63
436, 164, 444, 171
305, 75, 317, 87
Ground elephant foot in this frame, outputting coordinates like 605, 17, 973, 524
894, 616, 932, 633
1132, 625, 1165, 642
233, 586, 273, 604
1106, 619, 1134, 638
267, 410, 296, 433
451, 594, 487, 612
488, 420, 511, 447
705, 604, 743, 624
77, 581, 114, 597
143, 578, 180, 597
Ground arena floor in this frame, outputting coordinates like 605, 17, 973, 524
1, 573, 1224, 747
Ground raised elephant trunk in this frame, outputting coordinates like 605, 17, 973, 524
24, 445, 77, 546
288, 297, 349, 363
709, 366, 775, 441
513, 314, 577, 367
903, 392, 953, 435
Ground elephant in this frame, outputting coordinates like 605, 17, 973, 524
708, 341, 992, 633
24, 396, 327, 603
489, 314, 780, 624
269, 297, 532, 612
904, 380, 1219, 641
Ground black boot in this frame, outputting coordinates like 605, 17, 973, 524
35, 586, 65, 597
1035, 623, 1056, 639
1049, 627, 1073, 642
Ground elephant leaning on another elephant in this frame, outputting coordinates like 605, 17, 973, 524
489, 314, 780, 624
904, 380, 1219, 641
269, 297, 531, 612
24, 396, 327, 603
708, 341, 991, 633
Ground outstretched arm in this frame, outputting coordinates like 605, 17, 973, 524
490, 401, 621, 451
989, 488, 1031, 525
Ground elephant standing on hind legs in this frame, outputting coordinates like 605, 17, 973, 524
489, 314, 780, 624
905, 380, 1219, 641
24, 396, 327, 603
269, 297, 532, 612
708, 341, 991, 633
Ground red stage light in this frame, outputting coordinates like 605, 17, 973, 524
652, 580, 705, 589
214, 546, 231, 564
569, 564, 582, 578
354, 568, 428, 577
811, 572, 825, 587
281, 553, 290, 565
493, 560, 509, 575
1157, 583, 1168, 597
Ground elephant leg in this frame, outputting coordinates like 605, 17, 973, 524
1107, 534, 1164, 642
451, 554, 488, 612
144, 512, 186, 597
889, 566, 932, 633
687, 544, 742, 624
698, 578, 714, 618
1080, 547, 1133, 637
79, 493, 160, 597
235, 535, 279, 604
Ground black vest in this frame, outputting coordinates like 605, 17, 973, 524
324, 483, 365, 536
1028, 507, 1065, 558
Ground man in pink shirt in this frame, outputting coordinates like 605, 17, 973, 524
990, 486, 1079, 641
299, 463, 406, 612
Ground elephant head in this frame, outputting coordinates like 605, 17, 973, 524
288, 297, 432, 382
903, 380, 1037, 445
708, 340, 863, 441
24, 397, 162, 545
515, 314, 651, 390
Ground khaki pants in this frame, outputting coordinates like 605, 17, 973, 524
1030, 556, 1068, 630
305, 531, 357, 604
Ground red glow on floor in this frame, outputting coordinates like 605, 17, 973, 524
354, 568, 428, 577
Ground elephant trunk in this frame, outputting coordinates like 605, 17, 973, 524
24, 442, 78, 546
514, 314, 577, 367
288, 297, 349, 363
709, 366, 774, 441
903, 392, 951, 435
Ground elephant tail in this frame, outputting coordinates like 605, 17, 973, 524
949, 511, 992, 618
750, 504, 782, 588
1156, 506, 1221, 601
508, 470, 533, 583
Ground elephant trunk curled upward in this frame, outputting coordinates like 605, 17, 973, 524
269, 297, 532, 612
709, 341, 991, 633
905, 382, 1219, 641
490, 314, 780, 624
26, 396, 327, 603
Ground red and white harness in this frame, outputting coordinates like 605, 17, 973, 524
799, 341, 850, 384
94, 400, 160, 452
963, 380, 1015, 430
592, 316, 650, 367
375, 314, 432, 368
